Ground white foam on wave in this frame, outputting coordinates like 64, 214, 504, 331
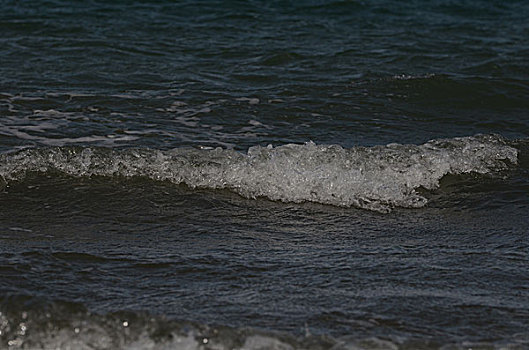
1, 299, 528, 350
0, 134, 518, 212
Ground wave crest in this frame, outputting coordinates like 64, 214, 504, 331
1, 296, 528, 350
0, 134, 518, 212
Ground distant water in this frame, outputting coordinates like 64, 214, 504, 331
1, 1, 529, 349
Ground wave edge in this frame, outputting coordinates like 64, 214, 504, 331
0, 134, 518, 213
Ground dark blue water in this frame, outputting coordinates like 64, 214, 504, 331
1, 1, 529, 349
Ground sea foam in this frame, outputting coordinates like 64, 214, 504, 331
1, 296, 528, 350
0, 134, 518, 212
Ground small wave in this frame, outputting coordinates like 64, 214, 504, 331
390, 73, 437, 81
380, 74, 529, 110
1, 296, 527, 350
0, 134, 518, 212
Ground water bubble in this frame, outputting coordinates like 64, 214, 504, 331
8, 339, 22, 347
19, 322, 27, 335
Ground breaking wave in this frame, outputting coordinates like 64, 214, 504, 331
0, 134, 518, 212
1, 296, 527, 350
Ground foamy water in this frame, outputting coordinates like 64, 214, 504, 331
0, 134, 517, 212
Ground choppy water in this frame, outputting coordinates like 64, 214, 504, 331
1, 1, 529, 349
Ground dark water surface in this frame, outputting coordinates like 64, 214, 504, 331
1, 1, 529, 349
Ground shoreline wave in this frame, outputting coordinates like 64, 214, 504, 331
0, 134, 519, 213
1, 296, 527, 350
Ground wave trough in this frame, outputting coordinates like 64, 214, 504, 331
0, 134, 518, 212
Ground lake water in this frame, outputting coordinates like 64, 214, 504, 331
1, 1, 529, 349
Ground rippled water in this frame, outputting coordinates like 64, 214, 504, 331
1, 1, 529, 349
